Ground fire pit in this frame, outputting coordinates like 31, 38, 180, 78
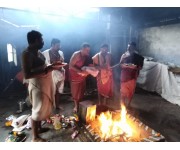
78, 101, 165, 142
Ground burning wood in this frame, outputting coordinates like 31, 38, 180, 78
80, 103, 165, 142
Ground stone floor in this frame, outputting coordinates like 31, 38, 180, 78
1, 87, 180, 142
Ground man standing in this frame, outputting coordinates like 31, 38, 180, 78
92, 44, 113, 105
69, 43, 90, 113
120, 42, 144, 107
42, 38, 65, 110
22, 30, 55, 142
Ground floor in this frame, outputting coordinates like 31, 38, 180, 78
1, 86, 180, 142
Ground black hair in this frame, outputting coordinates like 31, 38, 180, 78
128, 42, 136, 47
100, 44, 108, 48
81, 42, 90, 49
27, 30, 42, 44
51, 38, 61, 46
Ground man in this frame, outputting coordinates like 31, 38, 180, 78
21, 30, 55, 142
69, 43, 90, 113
92, 44, 113, 105
120, 42, 144, 107
42, 38, 65, 110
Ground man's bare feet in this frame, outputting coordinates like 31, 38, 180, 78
73, 107, 78, 113
73, 101, 79, 113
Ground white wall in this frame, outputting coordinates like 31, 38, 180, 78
138, 23, 180, 65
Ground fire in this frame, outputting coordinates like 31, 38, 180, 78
89, 104, 133, 141
98, 111, 113, 139
86, 104, 164, 142
118, 105, 133, 137
86, 105, 96, 123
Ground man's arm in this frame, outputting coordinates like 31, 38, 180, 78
92, 54, 101, 70
69, 52, 88, 76
120, 54, 125, 64
69, 53, 82, 73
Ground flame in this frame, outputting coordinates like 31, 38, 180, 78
86, 105, 96, 123
118, 105, 133, 137
89, 104, 133, 140
98, 111, 113, 139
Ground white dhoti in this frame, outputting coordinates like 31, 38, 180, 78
52, 69, 65, 94
52, 69, 65, 108
42, 49, 65, 108
28, 72, 54, 121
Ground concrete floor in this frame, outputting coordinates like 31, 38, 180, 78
1, 87, 180, 142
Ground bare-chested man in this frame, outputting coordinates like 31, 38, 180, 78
69, 43, 90, 113
92, 44, 113, 106
22, 30, 60, 142
120, 42, 144, 108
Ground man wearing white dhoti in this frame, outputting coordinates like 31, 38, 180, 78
42, 38, 65, 110
22, 30, 55, 142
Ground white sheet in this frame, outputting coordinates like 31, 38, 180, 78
137, 60, 180, 106
81, 66, 99, 77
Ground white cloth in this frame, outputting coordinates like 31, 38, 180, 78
92, 52, 112, 83
28, 71, 54, 121
137, 59, 180, 106
11, 114, 30, 131
52, 70, 65, 93
43, 49, 64, 63
81, 66, 99, 77
42, 49, 65, 94
25, 116, 45, 129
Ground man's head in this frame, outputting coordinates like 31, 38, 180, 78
51, 38, 61, 51
100, 44, 109, 55
127, 42, 136, 53
27, 30, 44, 49
81, 42, 90, 56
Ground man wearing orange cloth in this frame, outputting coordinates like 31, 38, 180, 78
92, 44, 113, 105
120, 42, 144, 107
69, 43, 90, 113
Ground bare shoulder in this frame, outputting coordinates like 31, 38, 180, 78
92, 53, 99, 59
22, 49, 32, 66
121, 53, 127, 58
22, 49, 30, 57
74, 51, 80, 55
72, 51, 81, 58
70, 51, 80, 63
119, 53, 126, 63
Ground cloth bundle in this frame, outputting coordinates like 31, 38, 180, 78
137, 59, 180, 106
81, 66, 99, 77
